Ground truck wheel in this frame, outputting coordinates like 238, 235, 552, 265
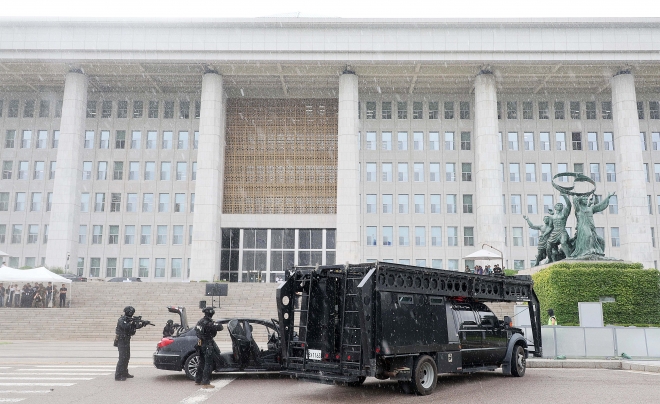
411, 355, 438, 395
184, 353, 200, 381
510, 344, 526, 377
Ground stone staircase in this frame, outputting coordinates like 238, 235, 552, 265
0, 282, 280, 341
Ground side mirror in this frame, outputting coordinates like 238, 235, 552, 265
503, 316, 513, 328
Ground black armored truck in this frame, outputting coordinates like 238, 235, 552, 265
277, 262, 543, 395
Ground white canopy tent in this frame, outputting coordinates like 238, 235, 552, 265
0, 266, 72, 307
463, 248, 504, 272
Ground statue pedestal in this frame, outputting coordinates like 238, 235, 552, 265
518, 260, 638, 276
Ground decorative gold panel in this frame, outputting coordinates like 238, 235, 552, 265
223, 99, 338, 214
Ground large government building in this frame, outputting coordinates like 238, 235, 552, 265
0, 18, 659, 282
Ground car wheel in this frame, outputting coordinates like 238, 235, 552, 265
411, 355, 438, 395
511, 344, 526, 377
184, 353, 200, 381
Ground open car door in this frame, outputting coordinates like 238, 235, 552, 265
166, 306, 189, 336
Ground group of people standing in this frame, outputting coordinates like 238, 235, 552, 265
0, 282, 67, 308
464, 264, 504, 276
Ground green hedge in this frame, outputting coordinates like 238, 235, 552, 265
532, 262, 660, 326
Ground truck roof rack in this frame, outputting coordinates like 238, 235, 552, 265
291, 261, 535, 303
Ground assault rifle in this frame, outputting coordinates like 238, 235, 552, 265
131, 316, 155, 328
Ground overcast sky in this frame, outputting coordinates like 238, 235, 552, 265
0, 0, 655, 19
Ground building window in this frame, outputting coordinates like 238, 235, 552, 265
529, 228, 539, 247
1, 161, 11, 180
506, 101, 517, 119
641, 132, 647, 151
381, 101, 392, 119
195, 100, 201, 119
414, 163, 424, 182
172, 225, 184, 245
160, 162, 171, 181
176, 162, 187, 181
413, 101, 423, 119
190, 193, 195, 212
380, 226, 392, 246
27, 224, 38, 244
513, 227, 523, 247
113, 161, 123, 180
572, 132, 582, 150
180, 100, 190, 119
155, 258, 166, 278
522, 101, 533, 119
430, 194, 441, 214
100, 130, 110, 149
461, 163, 472, 181
538, 101, 549, 119
123, 225, 135, 245
36, 130, 47, 149
542, 195, 554, 214
602, 101, 612, 119
430, 227, 442, 247
364, 102, 376, 119
381, 132, 392, 150
101, 101, 112, 118
527, 194, 538, 214
21, 130, 32, 149
11, 224, 22, 244
415, 226, 426, 246
88, 258, 100, 278
445, 132, 454, 150
92, 225, 103, 244
414, 194, 425, 214
366, 162, 377, 182
511, 194, 521, 214
366, 226, 377, 246
39, 100, 50, 118
18, 161, 28, 180
30, 192, 41, 211
397, 101, 407, 119
539, 132, 550, 151
444, 102, 454, 119
554, 101, 565, 119
78, 225, 87, 244
158, 193, 170, 212
428, 101, 439, 119
23, 100, 35, 118
429, 132, 439, 150
194, 131, 199, 149
446, 163, 456, 182
94, 193, 105, 212
157, 225, 168, 245
609, 195, 618, 214
130, 131, 141, 149
606, 163, 616, 182
162, 131, 173, 149
458, 101, 470, 119
398, 226, 409, 246
398, 194, 409, 214
590, 163, 600, 182
84, 130, 94, 149
14, 192, 26, 211
428, 163, 440, 182
460, 131, 470, 150
174, 193, 186, 213
146, 131, 157, 149
86, 101, 97, 118
148, 100, 159, 118
381, 194, 393, 213
446, 194, 457, 214
105, 258, 117, 278
509, 163, 520, 182
178, 131, 188, 150
366, 194, 376, 213
507, 132, 518, 150
611, 228, 620, 247
649, 101, 660, 119
586, 101, 597, 119
137, 258, 149, 277
5, 130, 15, 148
171, 258, 182, 278
32, 161, 44, 180
523, 132, 534, 151
587, 132, 598, 151
397, 132, 407, 151
117, 101, 128, 118
462, 194, 473, 213
141, 225, 151, 244
525, 163, 536, 182
398, 163, 408, 182
80, 193, 90, 212
0, 225, 5, 243
49, 161, 56, 179
413, 132, 424, 151
446, 227, 458, 247
144, 161, 155, 180
192, 162, 197, 181
570, 101, 580, 119
604, 132, 614, 150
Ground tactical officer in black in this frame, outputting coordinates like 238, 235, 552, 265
194, 307, 223, 388
162, 319, 180, 338
115, 306, 144, 381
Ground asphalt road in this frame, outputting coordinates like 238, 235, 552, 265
1, 341, 659, 403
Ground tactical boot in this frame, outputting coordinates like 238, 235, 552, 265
115, 377, 127, 381
200, 384, 214, 389
194, 381, 201, 385
124, 374, 134, 378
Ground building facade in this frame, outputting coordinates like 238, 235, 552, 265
0, 18, 659, 281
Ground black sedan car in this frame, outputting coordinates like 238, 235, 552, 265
153, 307, 282, 380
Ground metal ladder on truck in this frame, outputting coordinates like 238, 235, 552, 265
286, 273, 314, 371
338, 268, 364, 374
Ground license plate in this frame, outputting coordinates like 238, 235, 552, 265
307, 349, 322, 361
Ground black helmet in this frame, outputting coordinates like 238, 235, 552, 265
547, 308, 555, 317
124, 306, 135, 317
202, 307, 215, 318
166, 319, 174, 325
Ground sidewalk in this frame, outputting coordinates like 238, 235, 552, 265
529, 358, 660, 372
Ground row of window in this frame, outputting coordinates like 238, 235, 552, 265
80, 161, 196, 181
359, 100, 660, 121
364, 225, 632, 249
2, 160, 56, 180
2, 129, 199, 151
0, 99, 201, 120
359, 131, 624, 152
0, 191, 194, 214
0, 223, 192, 247
361, 162, 618, 183
362, 193, 623, 215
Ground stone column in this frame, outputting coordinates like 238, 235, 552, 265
473, 71, 505, 254
335, 72, 361, 264
190, 72, 226, 281
611, 71, 653, 267
45, 71, 87, 271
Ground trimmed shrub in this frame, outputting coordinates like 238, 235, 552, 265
532, 262, 660, 326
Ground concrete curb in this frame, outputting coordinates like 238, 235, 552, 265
528, 359, 660, 373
